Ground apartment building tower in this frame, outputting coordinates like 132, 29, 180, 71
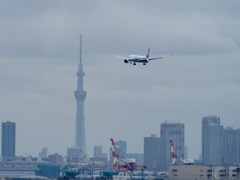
160, 121, 185, 171
2, 121, 16, 159
202, 115, 224, 165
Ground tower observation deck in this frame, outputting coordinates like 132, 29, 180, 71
74, 34, 87, 155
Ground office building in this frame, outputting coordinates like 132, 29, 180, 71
202, 115, 224, 165
223, 127, 240, 165
2, 121, 16, 159
48, 153, 63, 164
144, 134, 161, 171
94, 146, 102, 158
223, 127, 236, 165
169, 164, 240, 180
236, 129, 240, 163
160, 121, 185, 171
67, 146, 82, 161
0, 160, 60, 179
91, 146, 107, 164
115, 140, 127, 155
39, 147, 47, 159
74, 34, 87, 157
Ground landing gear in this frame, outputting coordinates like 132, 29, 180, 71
133, 62, 136, 65
143, 63, 146, 65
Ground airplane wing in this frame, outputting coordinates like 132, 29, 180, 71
115, 55, 128, 60
149, 54, 172, 61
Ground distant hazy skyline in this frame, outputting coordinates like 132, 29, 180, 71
0, 0, 240, 159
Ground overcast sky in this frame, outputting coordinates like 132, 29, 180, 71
0, 0, 240, 159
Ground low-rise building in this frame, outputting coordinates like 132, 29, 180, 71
0, 160, 60, 179
169, 164, 240, 180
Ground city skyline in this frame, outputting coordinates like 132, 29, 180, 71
0, 116, 239, 163
0, 1, 240, 159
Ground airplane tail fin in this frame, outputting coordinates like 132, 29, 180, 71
146, 48, 150, 59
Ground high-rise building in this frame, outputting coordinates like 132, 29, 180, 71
93, 146, 107, 159
39, 147, 48, 159
160, 121, 185, 171
67, 146, 81, 161
202, 115, 224, 165
236, 129, 240, 163
223, 127, 236, 165
2, 121, 16, 159
144, 134, 161, 171
223, 127, 240, 165
74, 34, 87, 156
115, 140, 127, 154
94, 146, 103, 158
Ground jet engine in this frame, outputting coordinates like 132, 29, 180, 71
124, 59, 129, 63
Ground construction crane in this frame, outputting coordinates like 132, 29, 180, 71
59, 151, 93, 179
169, 139, 194, 165
110, 138, 147, 174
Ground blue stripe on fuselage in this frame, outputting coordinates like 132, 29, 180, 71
129, 58, 147, 62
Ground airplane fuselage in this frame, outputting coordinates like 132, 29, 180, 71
129, 55, 145, 59
128, 55, 148, 63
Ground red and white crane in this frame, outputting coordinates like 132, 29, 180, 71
169, 139, 194, 165
170, 139, 177, 165
110, 138, 120, 168
110, 138, 147, 173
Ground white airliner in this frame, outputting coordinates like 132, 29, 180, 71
115, 48, 170, 65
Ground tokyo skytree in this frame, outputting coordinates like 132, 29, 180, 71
74, 34, 87, 155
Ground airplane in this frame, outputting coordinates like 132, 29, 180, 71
115, 48, 170, 65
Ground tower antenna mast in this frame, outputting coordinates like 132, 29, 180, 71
80, 34, 82, 64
